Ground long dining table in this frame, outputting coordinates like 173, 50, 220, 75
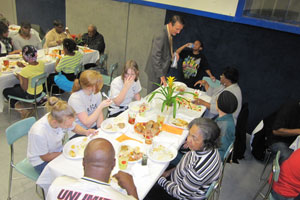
36, 88, 212, 199
0, 46, 99, 112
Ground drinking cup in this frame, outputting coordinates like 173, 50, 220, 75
118, 155, 128, 170
128, 111, 136, 125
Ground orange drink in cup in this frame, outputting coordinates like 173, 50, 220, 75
3, 60, 9, 68
128, 111, 136, 125
145, 130, 154, 145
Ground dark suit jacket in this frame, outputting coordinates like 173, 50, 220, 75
145, 26, 171, 82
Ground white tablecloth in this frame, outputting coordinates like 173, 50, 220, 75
0, 47, 99, 112
36, 92, 210, 199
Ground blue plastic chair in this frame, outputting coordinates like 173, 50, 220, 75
205, 181, 219, 200
203, 76, 221, 88
6, 117, 44, 200
102, 62, 118, 87
8, 72, 48, 119
253, 151, 281, 200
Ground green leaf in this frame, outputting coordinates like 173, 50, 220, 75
172, 98, 177, 118
161, 101, 166, 112
147, 91, 159, 102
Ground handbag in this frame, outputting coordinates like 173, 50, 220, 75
54, 72, 74, 92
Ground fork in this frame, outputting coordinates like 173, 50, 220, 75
102, 92, 119, 109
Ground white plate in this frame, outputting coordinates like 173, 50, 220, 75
63, 136, 90, 159
173, 81, 187, 92
128, 100, 151, 113
118, 140, 144, 163
166, 113, 193, 129
6, 54, 22, 59
148, 143, 177, 163
101, 118, 128, 133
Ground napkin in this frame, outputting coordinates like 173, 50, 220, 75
162, 124, 183, 135
131, 165, 150, 177
116, 134, 143, 143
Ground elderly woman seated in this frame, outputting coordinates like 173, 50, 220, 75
145, 118, 222, 200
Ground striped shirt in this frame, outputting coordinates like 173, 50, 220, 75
56, 51, 83, 74
158, 149, 222, 200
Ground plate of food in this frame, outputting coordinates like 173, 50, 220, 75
6, 54, 22, 59
148, 143, 177, 163
118, 140, 144, 163
63, 136, 90, 159
173, 82, 187, 92
134, 120, 161, 137
101, 118, 128, 133
128, 101, 151, 114
0, 65, 18, 74
167, 114, 193, 129
176, 97, 202, 112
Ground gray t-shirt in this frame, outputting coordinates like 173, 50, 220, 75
12, 33, 42, 50
68, 90, 102, 129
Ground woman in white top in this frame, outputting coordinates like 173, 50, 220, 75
27, 97, 97, 174
108, 60, 142, 117
68, 70, 112, 132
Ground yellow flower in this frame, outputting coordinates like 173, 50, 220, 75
167, 76, 175, 88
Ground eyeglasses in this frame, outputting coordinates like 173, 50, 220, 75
125, 73, 136, 76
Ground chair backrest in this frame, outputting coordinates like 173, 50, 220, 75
109, 63, 118, 83
31, 72, 47, 96
203, 76, 221, 88
223, 142, 234, 163
99, 54, 108, 67
74, 63, 83, 77
6, 117, 36, 145
272, 151, 281, 182
205, 181, 218, 199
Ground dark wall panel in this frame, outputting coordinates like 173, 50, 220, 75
166, 11, 300, 131
16, 0, 65, 35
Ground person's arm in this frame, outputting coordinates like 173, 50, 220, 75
45, 30, 59, 48
273, 128, 300, 137
112, 76, 135, 106
113, 171, 139, 200
205, 69, 216, 82
73, 124, 97, 136
194, 80, 209, 91
76, 99, 112, 128
40, 152, 62, 162
176, 43, 192, 55
134, 93, 141, 101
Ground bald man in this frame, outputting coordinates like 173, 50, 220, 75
47, 138, 138, 200
82, 24, 105, 54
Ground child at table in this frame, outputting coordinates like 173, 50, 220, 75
68, 70, 112, 135
47, 38, 83, 94
108, 60, 142, 117
3, 45, 45, 118
27, 97, 97, 174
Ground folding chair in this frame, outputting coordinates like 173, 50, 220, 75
6, 117, 44, 200
252, 151, 280, 200
8, 72, 48, 119
205, 181, 219, 200
102, 62, 118, 87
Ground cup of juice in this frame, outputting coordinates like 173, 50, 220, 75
128, 111, 136, 125
3, 60, 9, 68
145, 130, 154, 145
157, 114, 165, 126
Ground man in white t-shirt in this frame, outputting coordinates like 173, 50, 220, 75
47, 138, 138, 200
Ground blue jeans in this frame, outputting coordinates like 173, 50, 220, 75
34, 161, 48, 174
271, 189, 300, 200
270, 142, 293, 165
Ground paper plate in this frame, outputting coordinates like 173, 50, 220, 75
118, 140, 144, 163
148, 143, 177, 163
166, 113, 193, 129
101, 118, 128, 133
128, 100, 151, 113
63, 136, 90, 159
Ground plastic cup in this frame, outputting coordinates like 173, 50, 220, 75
44, 48, 49, 55
145, 130, 154, 145
118, 155, 128, 170
157, 114, 165, 126
128, 111, 136, 125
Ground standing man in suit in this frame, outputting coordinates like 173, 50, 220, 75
145, 15, 184, 93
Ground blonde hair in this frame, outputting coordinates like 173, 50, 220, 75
46, 97, 75, 123
72, 70, 103, 94
121, 60, 139, 82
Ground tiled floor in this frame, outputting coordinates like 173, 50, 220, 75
0, 93, 270, 200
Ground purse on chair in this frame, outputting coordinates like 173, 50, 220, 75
54, 73, 74, 92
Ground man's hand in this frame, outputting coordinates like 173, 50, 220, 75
56, 40, 62, 45
113, 171, 138, 199
160, 76, 167, 86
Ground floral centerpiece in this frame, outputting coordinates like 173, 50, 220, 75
147, 76, 194, 118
